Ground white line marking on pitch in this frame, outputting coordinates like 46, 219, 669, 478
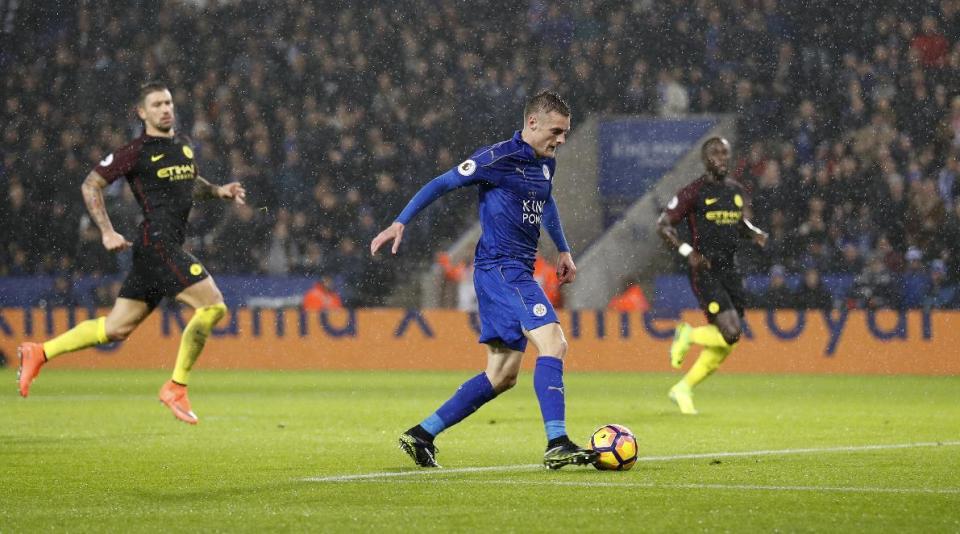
303, 440, 960, 483
304, 463, 542, 482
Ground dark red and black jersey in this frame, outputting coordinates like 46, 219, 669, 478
94, 133, 199, 245
664, 175, 748, 269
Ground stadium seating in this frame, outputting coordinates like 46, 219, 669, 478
1, 2, 958, 308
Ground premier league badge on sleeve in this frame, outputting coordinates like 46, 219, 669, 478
458, 159, 477, 176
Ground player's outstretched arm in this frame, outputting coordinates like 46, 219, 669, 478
370, 222, 405, 255
369, 169, 474, 256
194, 175, 246, 204
81, 170, 132, 252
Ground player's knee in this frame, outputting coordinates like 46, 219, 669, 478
106, 330, 127, 342
720, 326, 741, 346
555, 337, 569, 359
496, 375, 518, 393
209, 287, 225, 307
489, 370, 518, 393
106, 323, 135, 342
540, 334, 568, 360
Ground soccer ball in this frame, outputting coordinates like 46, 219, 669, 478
589, 424, 638, 471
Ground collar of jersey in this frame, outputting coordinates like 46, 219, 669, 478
143, 133, 176, 143
511, 130, 542, 163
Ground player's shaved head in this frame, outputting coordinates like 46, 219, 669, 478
523, 91, 571, 120
701, 137, 730, 159
701, 136, 732, 179
138, 81, 170, 106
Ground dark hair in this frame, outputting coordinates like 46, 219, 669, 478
701, 136, 729, 158
523, 90, 571, 119
138, 81, 169, 105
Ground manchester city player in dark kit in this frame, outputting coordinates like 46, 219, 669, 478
17, 82, 246, 425
371, 91, 598, 469
657, 137, 768, 415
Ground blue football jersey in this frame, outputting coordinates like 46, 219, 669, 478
394, 131, 568, 271
463, 131, 557, 269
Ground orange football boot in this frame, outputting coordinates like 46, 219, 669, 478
158, 380, 199, 425
17, 342, 47, 397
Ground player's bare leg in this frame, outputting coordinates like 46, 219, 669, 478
18, 298, 150, 398
158, 277, 228, 424
484, 342, 523, 393
104, 298, 154, 341
713, 311, 743, 346
175, 276, 224, 310
525, 323, 598, 469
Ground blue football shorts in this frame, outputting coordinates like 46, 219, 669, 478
473, 263, 558, 352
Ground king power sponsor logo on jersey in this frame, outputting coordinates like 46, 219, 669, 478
521, 199, 546, 225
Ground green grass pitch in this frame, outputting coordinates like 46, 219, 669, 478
2, 369, 959, 532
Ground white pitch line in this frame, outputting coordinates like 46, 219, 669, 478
304, 440, 960, 483
303, 463, 542, 482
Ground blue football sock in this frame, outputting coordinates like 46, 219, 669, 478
534, 356, 567, 441
420, 372, 496, 437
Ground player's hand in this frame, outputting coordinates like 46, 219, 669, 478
370, 222, 405, 256
556, 251, 577, 285
688, 251, 711, 271
753, 231, 769, 248
219, 182, 246, 205
102, 230, 132, 252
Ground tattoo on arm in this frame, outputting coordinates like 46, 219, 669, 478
193, 175, 221, 201
81, 171, 116, 234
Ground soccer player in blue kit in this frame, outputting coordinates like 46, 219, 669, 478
370, 91, 598, 470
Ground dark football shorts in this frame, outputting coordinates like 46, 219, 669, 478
688, 266, 745, 322
118, 238, 210, 309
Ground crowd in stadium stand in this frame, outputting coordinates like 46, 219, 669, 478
2, 1, 960, 308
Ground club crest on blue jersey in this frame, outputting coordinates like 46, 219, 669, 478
542, 164, 551, 181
